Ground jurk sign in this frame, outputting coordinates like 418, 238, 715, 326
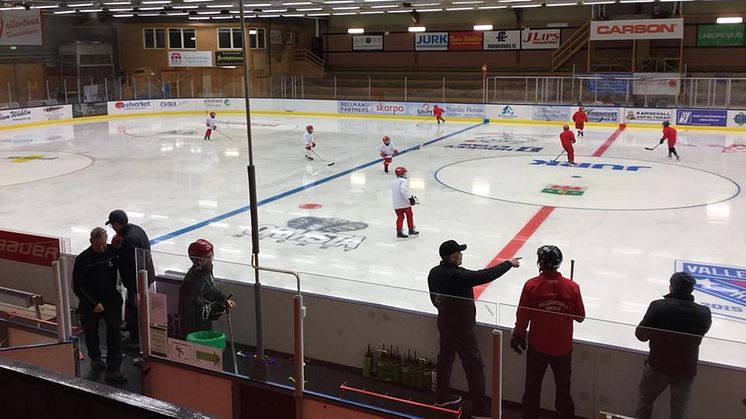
590, 18, 684, 41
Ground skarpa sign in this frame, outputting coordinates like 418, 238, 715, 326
590, 18, 684, 41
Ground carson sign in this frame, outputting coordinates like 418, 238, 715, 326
590, 18, 684, 41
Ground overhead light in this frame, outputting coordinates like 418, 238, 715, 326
453, 0, 483, 3
33, 4, 60, 8
498, 0, 530, 2
418, 7, 442, 11
189, 16, 211, 19
547, 2, 577, 6
717, 17, 743, 24
173, 4, 199, 8
620, 0, 654, 3
332, 11, 356, 14
446, 6, 472, 10
387, 9, 411, 12
348, 28, 365, 34
54, 9, 78, 13
103, 1, 131, 5
184, 0, 214, 2
197, 10, 221, 14
371, 3, 398, 7
478, 5, 507, 8
68, 2, 94, 6
360, 10, 384, 13
259, 13, 281, 16
582, 0, 614, 4
138, 7, 164, 10
333, 5, 360, 9
307, 12, 330, 15
211, 15, 234, 18
207, 3, 234, 7
297, 7, 323, 11
408, 26, 426, 32
474, 24, 493, 30
141, 0, 171, 4
283, 1, 313, 4
79, 7, 104, 11
324, 0, 354, 3
110, 7, 133, 11
512, 3, 542, 7
260, 8, 287, 11
113, 13, 134, 17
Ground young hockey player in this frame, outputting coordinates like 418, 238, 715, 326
303, 124, 316, 160
560, 125, 577, 165
572, 106, 588, 137
660, 121, 680, 160
204, 111, 217, 141
433, 105, 445, 125
391, 167, 419, 239
379, 136, 399, 173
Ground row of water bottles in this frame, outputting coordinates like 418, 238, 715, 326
362, 344, 437, 392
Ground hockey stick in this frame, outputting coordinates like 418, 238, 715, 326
570, 259, 575, 281
551, 149, 566, 162
215, 129, 235, 141
644, 142, 662, 151
311, 149, 335, 166
225, 294, 239, 375
416, 116, 431, 127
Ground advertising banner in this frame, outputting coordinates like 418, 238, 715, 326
488, 104, 532, 121
415, 32, 449, 51
168, 51, 212, 67
0, 10, 43, 46
587, 107, 622, 123
37, 105, 72, 121
449, 31, 482, 51
215, 51, 244, 66
586, 73, 631, 94
590, 18, 684, 41
676, 109, 727, 127
532, 105, 571, 121
696, 24, 745, 47
728, 110, 746, 128
632, 73, 680, 96
155, 99, 196, 112
73, 102, 108, 118
483, 30, 521, 50
352, 35, 383, 51
336, 100, 485, 118
521, 29, 560, 50
0, 230, 60, 267
624, 108, 674, 124
107, 100, 154, 115
0, 108, 33, 125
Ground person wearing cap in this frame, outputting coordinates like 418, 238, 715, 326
178, 239, 236, 338
511, 245, 585, 419
72, 227, 126, 382
634, 272, 711, 419
427, 240, 521, 417
106, 209, 154, 351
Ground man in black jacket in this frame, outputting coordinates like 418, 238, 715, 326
106, 209, 154, 350
73, 227, 126, 382
635, 272, 712, 419
428, 239, 521, 417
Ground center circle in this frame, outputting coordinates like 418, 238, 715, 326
434, 155, 740, 211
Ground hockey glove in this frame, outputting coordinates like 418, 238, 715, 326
510, 334, 527, 355
408, 196, 419, 206
393, 149, 399, 155
659, 138, 665, 145
312, 142, 316, 148
380, 152, 387, 158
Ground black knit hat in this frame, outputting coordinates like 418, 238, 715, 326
670, 272, 696, 294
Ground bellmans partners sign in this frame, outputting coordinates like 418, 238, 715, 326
415, 32, 448, 51
590, 18, 684, 41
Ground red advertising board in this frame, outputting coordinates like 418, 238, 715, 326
449, 31, 483, 50
0, 230, 61, 266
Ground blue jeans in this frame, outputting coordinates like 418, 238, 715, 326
635, 362, 694, 419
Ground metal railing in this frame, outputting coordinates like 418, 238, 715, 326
2, 74, 745, 110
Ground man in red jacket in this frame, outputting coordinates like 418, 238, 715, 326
572, 106, 588, 137
511, 245, 585, 419
433, 104, 445, 125
559, 125, 577, 165
659, 121, 680, 160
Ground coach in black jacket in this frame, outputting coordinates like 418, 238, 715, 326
428, 239, 521, 417
635, 272, 712, 419
106, 209, 155, 349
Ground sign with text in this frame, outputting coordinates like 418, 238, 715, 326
591, 18, 684, 41
449, 31, 482, 50
0, 230, 60, 266
521, 29, 560, 50
483, 30, 520, 50
677, 260, 746, 323
215, 51, 244, 66
624, 108, 674, 124
168, 51, 212, 67
415, 32, 448, 51
352, 35, 383, 51
0, 10, 43, 46
696, 24, 745, 47
676, 109, 727, 127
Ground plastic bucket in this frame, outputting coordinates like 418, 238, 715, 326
186, 330, 226, 350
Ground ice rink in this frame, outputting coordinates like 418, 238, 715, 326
2, 113, 746, 365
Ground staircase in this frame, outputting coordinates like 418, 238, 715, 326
293, 49, 325, 75
551, 21, 591, 72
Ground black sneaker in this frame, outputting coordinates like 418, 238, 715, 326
434, 394, 462, 407
105, 370, 127, 383
91, 359, 106, 371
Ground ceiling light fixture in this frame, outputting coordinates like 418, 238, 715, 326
446, 6, 472, 10
417, 8, 443, 11
371, 4, 398, 7
474, 24, 493, 30
512, 3, 541, 7
333, 5, 360, 9
478, 5, 507, 8
297, 7, 323, 11
717, 16, 743, 24
546, 2, 577, 6
348, 28, 365, 33
113, 13, 134, 16
68, 2, 94, 6
360, 10, 384, 13
283, 1, 313, 4
408, 26, 426, 32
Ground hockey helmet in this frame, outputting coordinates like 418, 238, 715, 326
382, 136, 391, 144
209, 111, 216, 117
662, 121, 670, 127
563, 124, 570, 131
188, 239, 214, 261
537, 245, 562, 270
306, 124, 314, 131
394, 166, 407, 177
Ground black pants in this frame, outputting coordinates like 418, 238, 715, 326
522, 346, 574, 419
81, 302, 122, 370
124, 285, 139, 343
436, 327, 486, 409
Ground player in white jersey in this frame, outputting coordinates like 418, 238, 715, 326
303, 124, 316, 160
379, 136, 399, 173
204, 111, 217, 141
391, 166, 419, 238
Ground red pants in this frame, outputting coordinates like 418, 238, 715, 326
561, 140, 575, 163
436, 115, 445, 123
204, 128, 212, 138
575, 122, 584, 130
395, 207, 414, 230
384, 156, 392, 170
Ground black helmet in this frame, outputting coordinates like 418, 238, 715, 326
662, 121, 670, 127
537, 245, 562, 270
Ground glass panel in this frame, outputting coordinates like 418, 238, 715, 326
144, 29, 154, 49
232, 28, 243, 49
168, 28, 182, 49
155, 28, 165, 49
183, 29, 196, 49
218, 28, 232, 49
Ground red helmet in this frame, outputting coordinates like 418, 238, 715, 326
188, 239, 214, 260
394, 167, 407, 177
209, 111, 216, 116
382, 136, 390, 144
306, 124, 313, 131
563, 124, 570, 131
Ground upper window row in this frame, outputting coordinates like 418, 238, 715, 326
143, 28, 266, 50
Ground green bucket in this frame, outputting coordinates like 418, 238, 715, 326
186, 330, 226, 350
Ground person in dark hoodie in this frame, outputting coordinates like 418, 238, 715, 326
178, 239, 236, 338
428, 239, 521, 418
635, 272, 712, 419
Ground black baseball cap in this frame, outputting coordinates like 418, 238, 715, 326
439, 240, 467, 259
105, 209, 128, 226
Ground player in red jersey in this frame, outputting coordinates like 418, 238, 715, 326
433, 105, 445, 125
659, 121, 680, 160
572, 106, 588, 137
559, 125, 577, 165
